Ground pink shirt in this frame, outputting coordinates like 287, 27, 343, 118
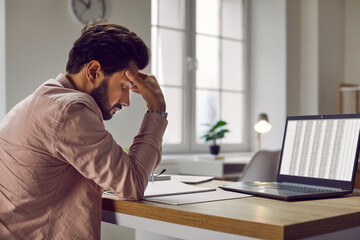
0, 74, 167, 239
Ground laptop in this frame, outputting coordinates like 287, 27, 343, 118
220, 114, 360, 201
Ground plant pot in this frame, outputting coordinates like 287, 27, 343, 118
210, 145, 220, 155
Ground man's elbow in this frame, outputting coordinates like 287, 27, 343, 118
124, 188, 145, 201
118, 179, 148, 201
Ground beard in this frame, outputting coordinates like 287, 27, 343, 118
90, 77, 122, 121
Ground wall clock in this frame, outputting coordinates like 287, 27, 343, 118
71, 0, 106, 25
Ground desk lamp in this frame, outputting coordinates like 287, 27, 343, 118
254, 113, 272, 150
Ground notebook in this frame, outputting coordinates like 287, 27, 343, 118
220, 114, 360, 201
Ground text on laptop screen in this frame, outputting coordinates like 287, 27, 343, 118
280, 118, 360, 181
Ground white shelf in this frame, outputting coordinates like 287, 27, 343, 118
158, 152, 254, 179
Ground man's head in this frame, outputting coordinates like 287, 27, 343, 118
87, 60, 138, 120
66, 23, 150, 120
66, 23, 149, 76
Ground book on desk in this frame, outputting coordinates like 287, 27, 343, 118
104, 175, 215, 198
143, 180, 216, 198
103, 175, 250, 205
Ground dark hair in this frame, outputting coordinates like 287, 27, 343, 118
66, 23, 150, 75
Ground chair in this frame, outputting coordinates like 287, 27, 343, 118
338, 83, 360, 114
239, 150, 281, 182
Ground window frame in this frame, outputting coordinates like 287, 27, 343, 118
152, 0, 250, 154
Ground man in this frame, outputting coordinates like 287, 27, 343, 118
0, 23, 167, 239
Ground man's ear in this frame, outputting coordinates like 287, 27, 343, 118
86, 60, 101, 86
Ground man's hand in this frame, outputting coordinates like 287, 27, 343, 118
125, 71, 166, 112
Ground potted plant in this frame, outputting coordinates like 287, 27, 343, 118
201, 120, 229, 155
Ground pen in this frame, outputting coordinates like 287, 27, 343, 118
150, 169, 166, 183
157, 168, 166, 176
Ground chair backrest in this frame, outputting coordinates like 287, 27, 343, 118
239, 150, 281, 182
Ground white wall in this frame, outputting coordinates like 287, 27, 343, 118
345, 0, 360, 84
0, 0, 5, 120
5, 0, 150, 148
343, 0, 360, 113
287, 0, 351, 116
286, 0, 301, 117
318, 0, 344, 115
6, 0, 80, 109
255, 0, 350, 150
250, 0, 287, 151
299, 0, 319, 115
286, 0, 319, 116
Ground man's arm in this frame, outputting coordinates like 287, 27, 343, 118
54, 103, 167, 200
54, 72, 167, 200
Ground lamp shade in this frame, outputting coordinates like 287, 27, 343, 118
254, 113, 272, 134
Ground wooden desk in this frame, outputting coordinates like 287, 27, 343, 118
102, 181, 360, 240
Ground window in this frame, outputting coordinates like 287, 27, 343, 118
152, 0, 247, 153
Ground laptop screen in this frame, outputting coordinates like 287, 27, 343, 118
279, 116, 360, 182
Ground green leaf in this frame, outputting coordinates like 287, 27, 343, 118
209, 120, 227, 132
201, 120, 229, 143
216, 120, 227, 127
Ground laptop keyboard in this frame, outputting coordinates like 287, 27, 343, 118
247, 182, 339, 193
276, 184, 335, 193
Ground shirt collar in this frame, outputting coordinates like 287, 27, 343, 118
56, 73, 76, 90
